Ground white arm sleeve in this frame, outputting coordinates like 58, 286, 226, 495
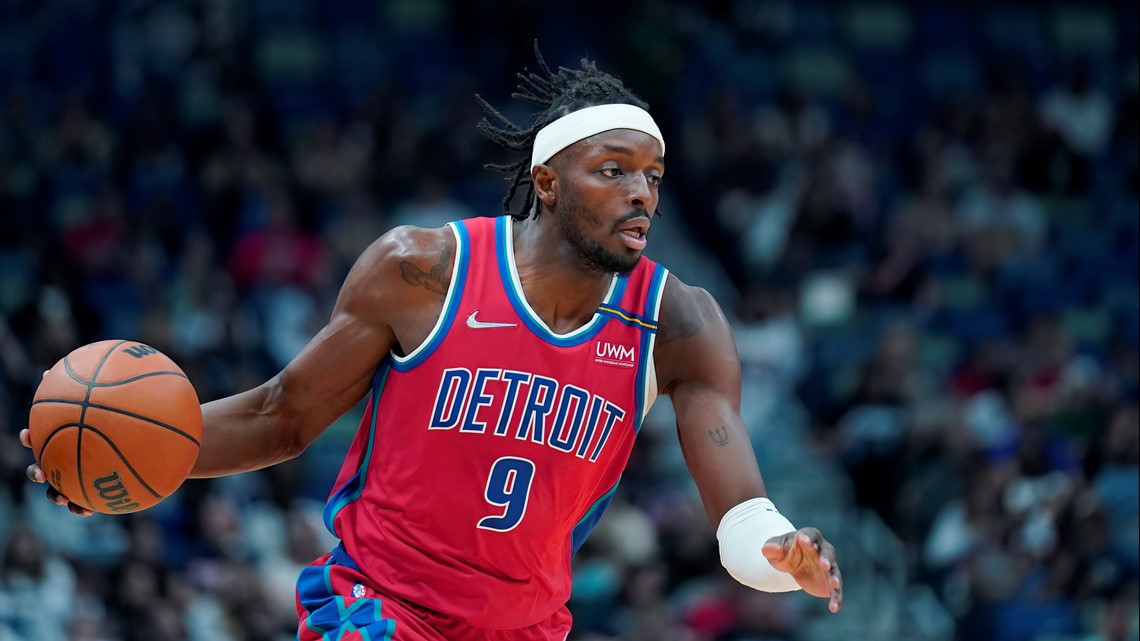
716, 497, 803, 592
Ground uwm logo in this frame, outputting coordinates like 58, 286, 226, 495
594, 341, 636, 368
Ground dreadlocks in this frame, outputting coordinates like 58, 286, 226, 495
476, 43, 650, 220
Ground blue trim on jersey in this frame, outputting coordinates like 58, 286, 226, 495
297, 558, 332, 607
390, 221, 470, 372
323, 362, 391, 536
495, 216, 627, 346
330, 542, 362, 571
297, 560, 336, 640
633, 264, 667, 435
569, 264, 668, 557
570, 480, 621, 555
297, 555, 396, 641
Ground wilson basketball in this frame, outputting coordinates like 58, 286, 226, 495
28, 340, 203, 514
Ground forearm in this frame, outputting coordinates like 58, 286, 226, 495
191, 381, 301, 478
674, 398, 767, 527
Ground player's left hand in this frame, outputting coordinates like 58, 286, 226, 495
763, 527, 843, 613
19, 428, 94, 517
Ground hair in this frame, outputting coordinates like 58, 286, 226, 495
477, 42, 649, 220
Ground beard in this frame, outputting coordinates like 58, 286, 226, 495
556, 193, 643, 276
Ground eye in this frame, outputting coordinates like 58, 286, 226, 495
600, 167, 624, 178
648, 175, 663, 187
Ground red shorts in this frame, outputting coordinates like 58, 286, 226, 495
295, 547, 572, 641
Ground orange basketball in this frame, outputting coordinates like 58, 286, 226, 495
28, 340, 203, 514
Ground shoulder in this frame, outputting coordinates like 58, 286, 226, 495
338, 224, 458, 314
356, 224, 457, 275
654, 273, 739, 395
350, 224, 456, 290
656, 273, 728, 347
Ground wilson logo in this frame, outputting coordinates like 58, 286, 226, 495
595, 342, 636, 368
122, 344, 158, 359
93, 471, 140, 513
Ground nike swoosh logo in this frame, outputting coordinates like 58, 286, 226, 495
466, 311, 518, 329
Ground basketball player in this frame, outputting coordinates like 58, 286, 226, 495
23, 49, 843, 639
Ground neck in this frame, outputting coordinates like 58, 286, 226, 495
511, 216, 615, 333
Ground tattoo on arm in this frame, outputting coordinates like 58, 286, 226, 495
399, 245, 452, 297
709, 426, 729, 447
656, 300, 703, 346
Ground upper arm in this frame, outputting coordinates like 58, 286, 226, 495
655, 275, 766, 527
272, 225, 456, 451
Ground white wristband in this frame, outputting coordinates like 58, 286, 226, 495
716, 497, 802, 592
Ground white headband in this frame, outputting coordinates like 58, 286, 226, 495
530, 104, 665, 169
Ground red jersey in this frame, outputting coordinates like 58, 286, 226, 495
322, 215, 668, 629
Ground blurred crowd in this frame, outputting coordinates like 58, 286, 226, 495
0, 1, 1136, 641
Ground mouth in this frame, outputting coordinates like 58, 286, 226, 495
618, 218, 650, 251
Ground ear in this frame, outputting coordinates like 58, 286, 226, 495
531, 164, 557, 209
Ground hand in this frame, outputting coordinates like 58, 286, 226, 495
19, 429, 94, 518
763, 527, 843, 613
20, 369, 93, 517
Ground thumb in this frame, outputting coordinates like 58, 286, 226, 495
762, 537, 787, 563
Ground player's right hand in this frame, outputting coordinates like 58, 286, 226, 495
20, 427, 94, 517
762, 527, 843, 612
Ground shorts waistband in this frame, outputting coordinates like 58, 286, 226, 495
329, 542, 362, 572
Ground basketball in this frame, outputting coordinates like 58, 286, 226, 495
28, 340, 203, 515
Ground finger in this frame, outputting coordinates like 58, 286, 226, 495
830, 578, 844, 613
796, 531, 820, 560
25, 463, 45, 483
46, 487, 93, 517
828, 554, 842, 583
67, 502, 94, 517
47, 486, 67, 505
797, 526, 823, 543
817, 539, 837, 572
19, 428, 31, 448
762, 531, 797, 562
817, 536, 839, 563
797, 528, 826, 556
827, 556, 843, 613
767, 532, 809, 572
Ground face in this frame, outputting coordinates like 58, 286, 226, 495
547, 129, 664, 275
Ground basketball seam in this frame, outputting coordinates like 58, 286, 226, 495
35, 423, 83, 462
62, 357, 89, 385
75, 339, 130, 510
85, 371, 189, 387
31, 398, 202, 447
61, 352, 182, 386
81, 427, 164, 499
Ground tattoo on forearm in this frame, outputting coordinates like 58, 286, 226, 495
399, 246, 452, 297
709, 426, 729, 447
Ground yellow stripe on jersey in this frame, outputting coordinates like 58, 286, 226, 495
597, 305, 658, 330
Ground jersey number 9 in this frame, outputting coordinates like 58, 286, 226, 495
477, 457, 535, 532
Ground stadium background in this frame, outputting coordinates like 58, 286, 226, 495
0, 1, 1136, 640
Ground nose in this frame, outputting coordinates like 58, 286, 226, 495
627, 173, 654, 209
